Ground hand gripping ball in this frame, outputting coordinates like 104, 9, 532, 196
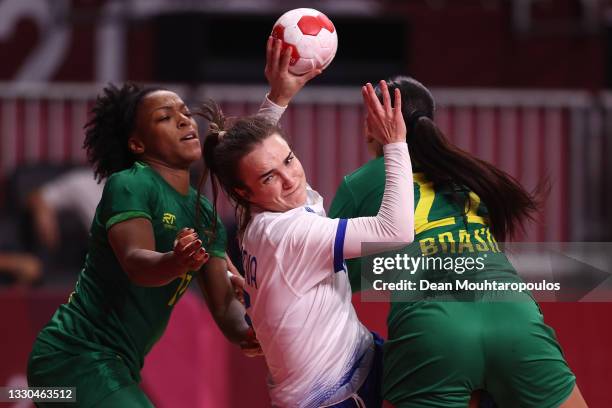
271, 8, 338, 75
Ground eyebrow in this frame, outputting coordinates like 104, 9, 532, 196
152, 103, 188, 112
258, 151, 293, 180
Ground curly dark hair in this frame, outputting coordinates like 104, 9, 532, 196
83, 83, 165, 182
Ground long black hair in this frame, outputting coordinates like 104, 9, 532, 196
83, 83, 165, 182
377, 76, 543, 242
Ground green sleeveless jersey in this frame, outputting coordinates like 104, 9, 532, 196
329, 156, 520, 300
35, 162, 226, 381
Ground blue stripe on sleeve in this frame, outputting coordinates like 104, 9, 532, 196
333, 218, 348, 273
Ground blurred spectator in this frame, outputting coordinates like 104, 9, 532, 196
0, 252, 42, 286
27, 168, 104, 252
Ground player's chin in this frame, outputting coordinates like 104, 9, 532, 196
179, 145, 202, 164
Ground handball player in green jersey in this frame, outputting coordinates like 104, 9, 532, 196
329, 76, 587, 408
28, 39, 318, 407
26, 83, 247, 407
26, 46, 318, 406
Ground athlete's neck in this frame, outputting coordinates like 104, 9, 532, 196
144, 158, 190, 195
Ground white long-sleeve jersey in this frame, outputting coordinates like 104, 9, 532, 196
240, 142, 413, 408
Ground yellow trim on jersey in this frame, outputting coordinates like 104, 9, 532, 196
413, 175, 488, 235
415, 215, 488, 235
413, 173, 435, 233
416, 217, 454, 234
465, 191, 484, 225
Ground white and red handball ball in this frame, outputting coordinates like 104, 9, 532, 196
271, 8, 338, 75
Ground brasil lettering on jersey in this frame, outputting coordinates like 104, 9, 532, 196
419, 226, 501, 256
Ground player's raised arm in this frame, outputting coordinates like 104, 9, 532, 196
257, 37, 323, 125
259, 11, 336, 123
340, 80, 415, 259
265, 36, 322, 107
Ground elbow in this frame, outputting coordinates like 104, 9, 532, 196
397, 226, 414, 244
121, 253, 141, 284
121, 255, 161, 287
400, 206, 416, 243
124, 266, 147, 286
386, 218, 414, 244
403, 229, 415, 244
404, 219, 415, 243
377, 218, 415, 244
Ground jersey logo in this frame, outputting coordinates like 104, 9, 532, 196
162, 212, 177, 230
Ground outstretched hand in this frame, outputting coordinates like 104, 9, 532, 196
173, 228, 209, 273
265, 36, 322, 107
362, 81, 406, 145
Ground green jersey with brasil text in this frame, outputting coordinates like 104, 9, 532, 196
329, 157, 577, 408
329, 156, 522, 305
33, 162, 226, 383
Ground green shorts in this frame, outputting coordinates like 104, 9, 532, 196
383, 292, 576, 408
27, 337, 153, 408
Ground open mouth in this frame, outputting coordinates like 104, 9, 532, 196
180, 133, 197, 142
180, 133, 196, 141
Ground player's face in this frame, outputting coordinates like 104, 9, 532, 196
130, 90, 201, 168
237, 134, 307, 212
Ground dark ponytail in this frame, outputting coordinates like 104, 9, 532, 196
378, 76, 543, 242
195, 100, 226, 241
83, 82, 164, 182
197, 100, 282, 237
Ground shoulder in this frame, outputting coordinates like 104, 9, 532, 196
246, 209, 293, 237
107, 161, 153, 182
246, 208, 321, 244
105, 162, 157, 192
331, 157, 385, 215
339, 157, 386, 202
99, 163, 160, 213
344, 157, 385, 185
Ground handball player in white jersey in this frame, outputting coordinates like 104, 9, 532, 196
199, 39, 415, 408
